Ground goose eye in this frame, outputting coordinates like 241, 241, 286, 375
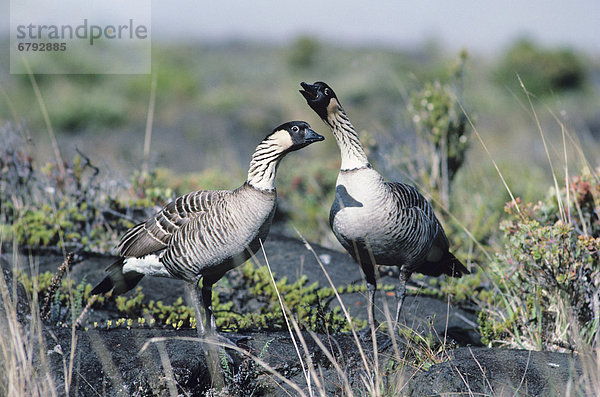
324, 88, 330, 96
291, 126, 299, 132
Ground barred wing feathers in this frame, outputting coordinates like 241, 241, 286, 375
385, 182, 444, 268
386, 182, 468, 276
118, 190, 229, 257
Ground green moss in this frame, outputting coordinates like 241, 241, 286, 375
20, 262, 376, 332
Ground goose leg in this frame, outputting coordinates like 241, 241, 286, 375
394, 269, 411, 328
360, 261, 378, 339
366, 280, 377, 329
190, 278, 226, 388
186, 280, 207, 336
200, 281, 216, 332
187, 276, 217, 335
197, 273, 223, 334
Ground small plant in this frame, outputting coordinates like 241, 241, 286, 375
18, 265, 105, 327
217, 351, 265, 396
480, 167, 600, 351
20, 261, 375, 332
397, 320, 455, 371
407, 51, 471, 207
219, 262, 364, 333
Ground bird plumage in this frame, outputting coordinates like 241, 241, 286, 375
92, 121, 324, 332
300, 81, 468, 328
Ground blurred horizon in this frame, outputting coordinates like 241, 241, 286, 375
2, 0, 599, 56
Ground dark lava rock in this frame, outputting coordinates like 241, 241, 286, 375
405, 347, 583, 396
0, 234, 585, 396
40, 325, 406, 396
245, 233, 480, 346
15, 232, 480, 346
1, 254, 31, 324
43, 327, 210, 396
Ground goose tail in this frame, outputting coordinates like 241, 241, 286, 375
420, 252, 469, 278
91, 258, 144, 295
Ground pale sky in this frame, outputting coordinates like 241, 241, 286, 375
3, 0, 599, 55
151, 0, 600, 54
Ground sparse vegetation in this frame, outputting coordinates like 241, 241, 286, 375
480, 167, 600, 351
1, 37, 600, 395
16, 260, 375, 333
0, 126, 175, 253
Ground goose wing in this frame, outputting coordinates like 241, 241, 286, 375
386, 182, 446, 269
117, 190, 228, 257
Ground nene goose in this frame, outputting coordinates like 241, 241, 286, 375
92, 121, 324, 333
299, 82, 468, 329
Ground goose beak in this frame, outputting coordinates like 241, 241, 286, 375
304, 128, 325, 143
299, 82, 318, 102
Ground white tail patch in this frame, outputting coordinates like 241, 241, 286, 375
123, 255, 172, 278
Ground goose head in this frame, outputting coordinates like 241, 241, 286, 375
268, 121, 324, 154
299, 81, 341, 120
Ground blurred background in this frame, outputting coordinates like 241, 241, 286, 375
1, 0, 599, 246
3, 1, 600, 361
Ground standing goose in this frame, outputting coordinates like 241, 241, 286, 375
92, 121, 324, 333
299, 82, 468, 329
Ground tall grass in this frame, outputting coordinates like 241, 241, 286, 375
0, 243, 57, 396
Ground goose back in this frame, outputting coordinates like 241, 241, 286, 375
118, 183, 276, 282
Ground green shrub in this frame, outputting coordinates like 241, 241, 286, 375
480, 168, 600, 350
1, 127, 178, 253
496, 38, 586, 96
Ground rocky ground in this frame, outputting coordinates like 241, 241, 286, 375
1, 232, 584, 396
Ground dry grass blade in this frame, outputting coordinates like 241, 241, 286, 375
284, 307, 327, 396
86, 329, 127, 395
153, 339, 180, 397
141, 71, 158, 178
0, 248, 58, 396
457, 100, 521, 216
304, 329, 354, 395
0, 84, 28, 140
259, 240, 318, 396
512, 350, 532, 396
22, 59, 65, 178
517, 74, 566, 223
294, 229, 379, 395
